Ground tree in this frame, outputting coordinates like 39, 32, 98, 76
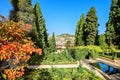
66, 40, 71, 48
84, 7, 98, 45
34, 2, 48, 49
30, 22, 39, 43
106, 0, 120, 47
75, 14, 85, 46
10, 0, 34, 24
0, 16, 42, 80
49, 33, 56, 52
98, 34, 108, 52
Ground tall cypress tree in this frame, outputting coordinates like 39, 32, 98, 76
10, 0, 34, 24
98, 34, 108, 50
106, 0, 120, 47
84, 7, 98, 45
75, 14, 85, 46
34, 2, 48, 49
49, 32, 56, 52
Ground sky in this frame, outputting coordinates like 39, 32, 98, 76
0, 0, 111, 35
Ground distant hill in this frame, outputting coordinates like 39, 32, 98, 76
55, 33, 75, 46
57, 33, 74, 37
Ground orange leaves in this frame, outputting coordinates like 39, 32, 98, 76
4, 66, 25, 80
0, 17, 42, 79
36, 48, 42, 55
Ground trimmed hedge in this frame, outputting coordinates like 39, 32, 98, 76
70, 45, 103, 60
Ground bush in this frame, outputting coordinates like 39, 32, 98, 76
70, 45, 102, 60
30, 49, 75, 65
17, 67, 102, 80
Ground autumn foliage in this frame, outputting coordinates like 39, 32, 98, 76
0, 16, 42, 80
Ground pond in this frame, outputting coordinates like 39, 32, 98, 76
98, 62, 120, 74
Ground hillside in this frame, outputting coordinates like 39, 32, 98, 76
55, 33, 75, 46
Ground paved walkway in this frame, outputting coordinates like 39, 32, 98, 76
28, 61, 79, 69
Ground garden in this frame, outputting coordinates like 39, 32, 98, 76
16, 65, 102, 80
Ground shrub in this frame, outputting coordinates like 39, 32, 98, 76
17, 68, 102, 80
71, 45, 102, 60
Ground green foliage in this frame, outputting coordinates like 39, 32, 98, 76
17, 69, 52, 80
66, 40, 71, 48
29, 22, 39, 42
10, 0, 34, 24
33, 2, 48, 49
98, 34, 117, 59
84, 7, 98, 45
41, 49, 75, 65
17, 67, 102, 80
75, 14, 85, 46
106, 0, 120, 47
98, 34, 109, 51
106, 23, 116, 46
28, 53, 42, 65
72, 46, 102, 60
28, 2, 49, 65
59, 33, 74, 37
49, 32, 56, 52
28, 49, 75, 65
74, 48, 87, 60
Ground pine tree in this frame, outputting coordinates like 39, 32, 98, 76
84, 7, 98, 45
49, 32, 56, 52
106, 0, 120, 47
10, 0, 34, 24
75, 14, 85, 46
34, 2, 48, 49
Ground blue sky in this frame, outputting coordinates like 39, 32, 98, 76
0, 0, 111, 35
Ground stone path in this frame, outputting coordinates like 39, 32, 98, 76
28, 61, 79, 69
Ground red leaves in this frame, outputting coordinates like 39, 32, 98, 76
0, 19, 42, 79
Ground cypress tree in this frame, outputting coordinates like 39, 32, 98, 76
98, 34, 108, 50
30, 22, 39, 42
34, 2, 48, 49
49, 32, 56, 52
75, 14, 85, 46
106, 0, 120, 47
10, 0, 34, 24
28, 2, 49, 64
84, 7, 98, 45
